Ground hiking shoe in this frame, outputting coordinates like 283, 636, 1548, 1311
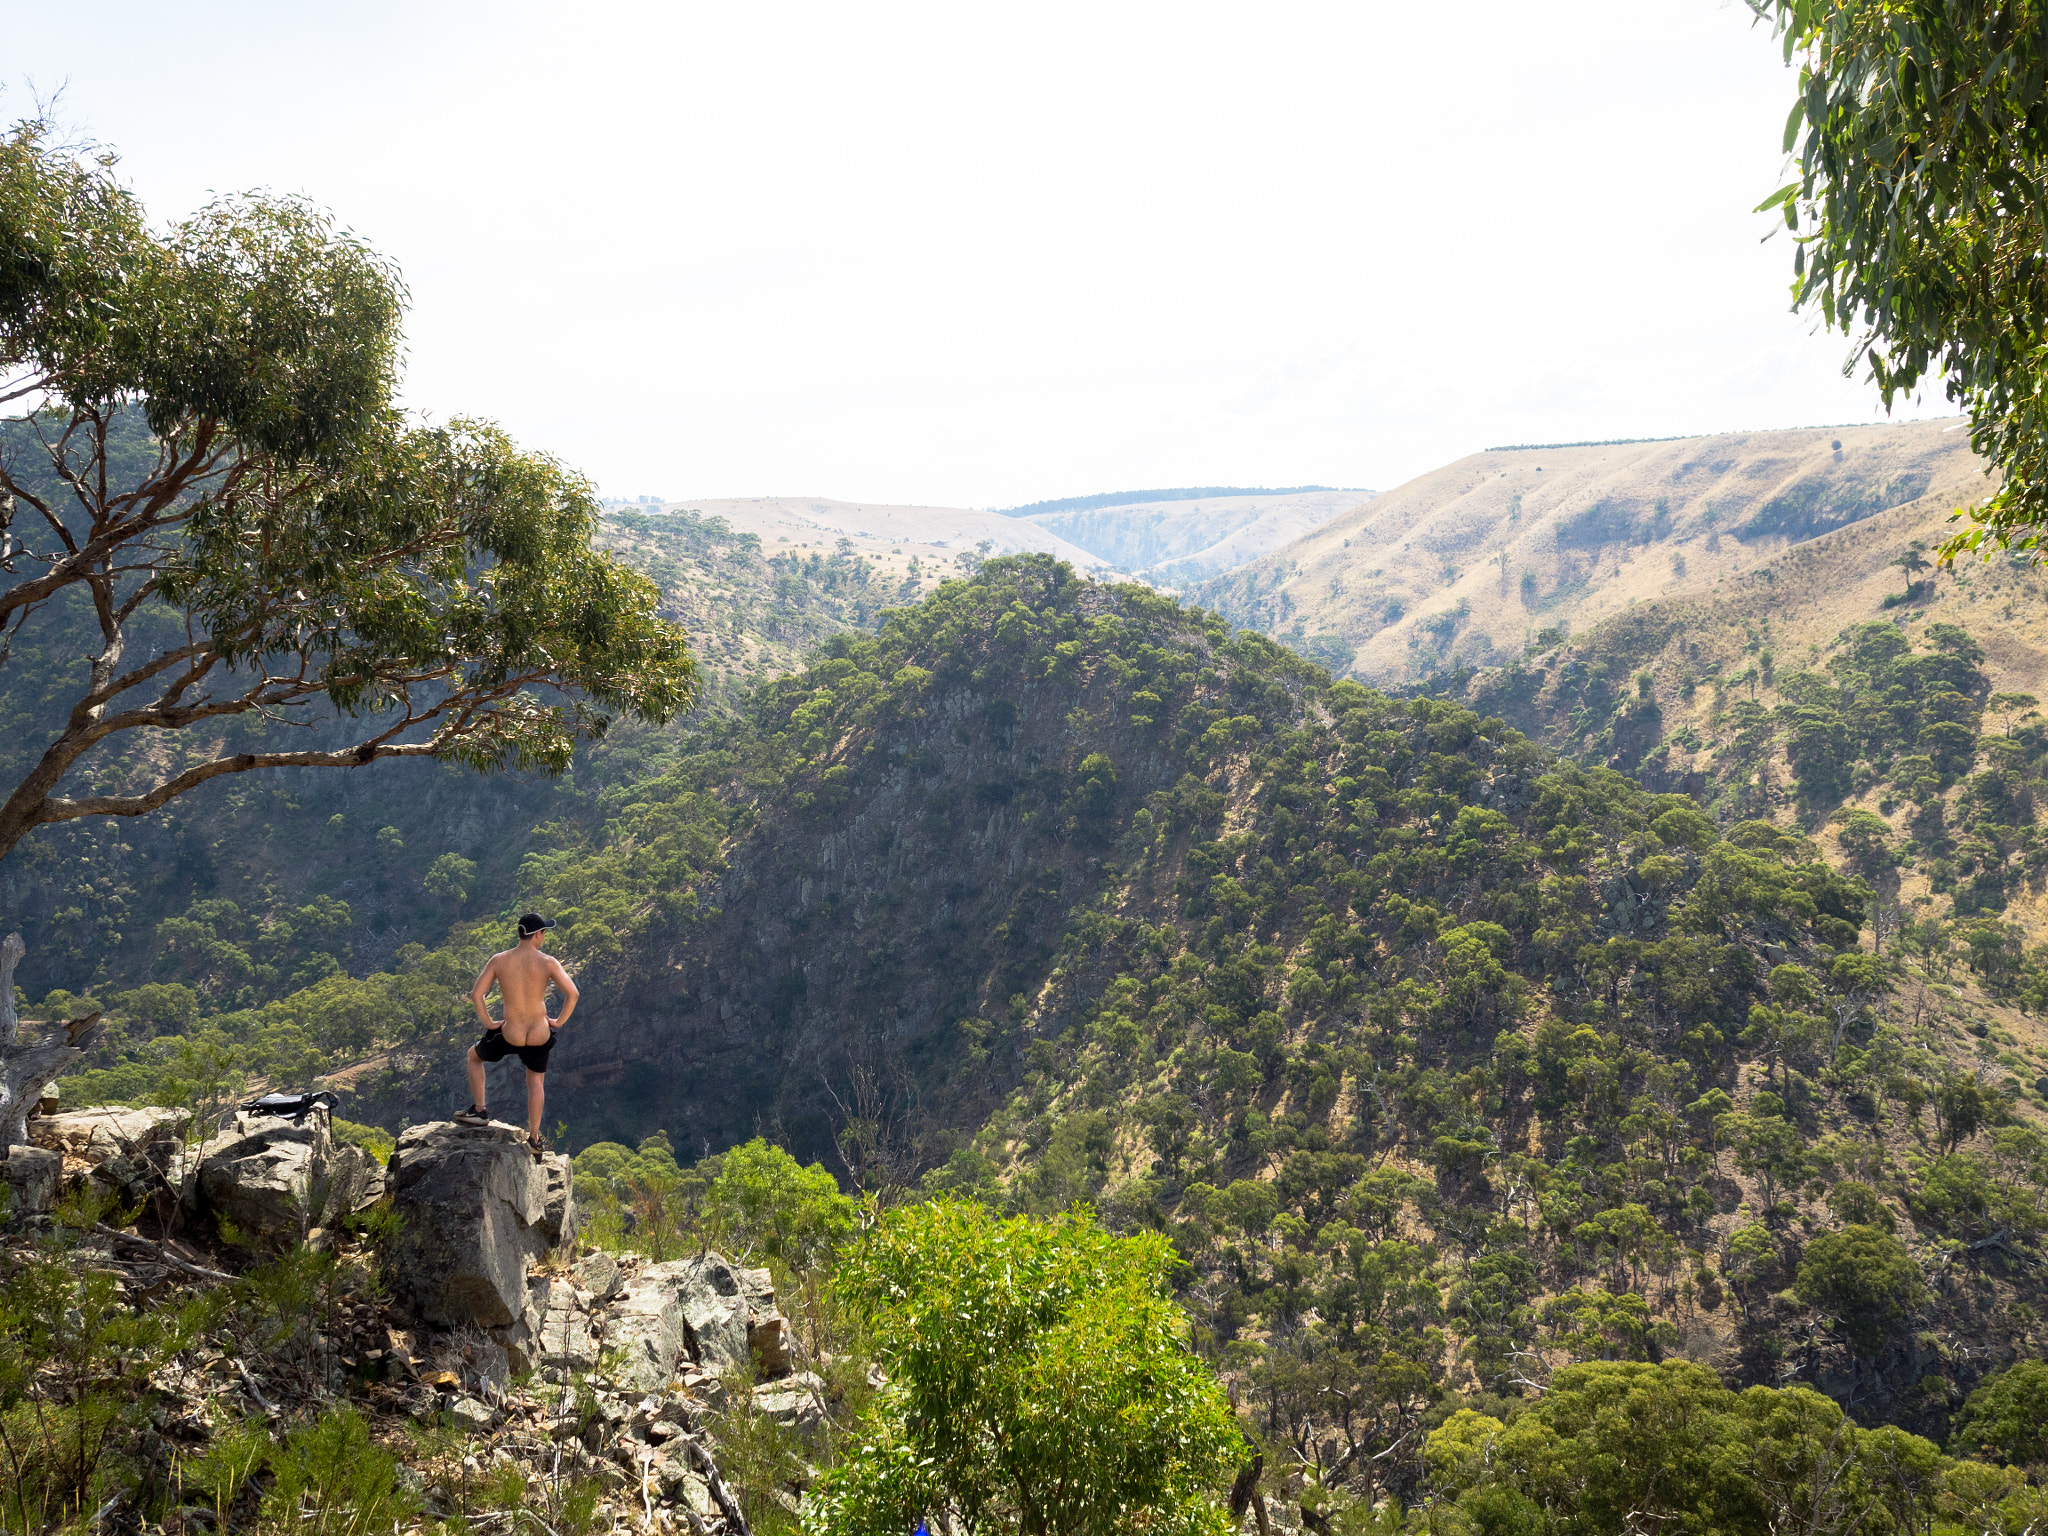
528, 1132, 547, 1162
453, 1107, 490, 1127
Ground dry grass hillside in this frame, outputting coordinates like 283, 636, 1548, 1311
654, 490, 1371, 595
657, 494, 1113, 583
1449, 471, 2048, 1114
1196, 420, 1988, 681
1019, 488, 1371, 586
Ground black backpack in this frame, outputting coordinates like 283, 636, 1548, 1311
239, 1091, 341, 1122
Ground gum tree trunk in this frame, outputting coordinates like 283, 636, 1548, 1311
0, 933, 102, 1147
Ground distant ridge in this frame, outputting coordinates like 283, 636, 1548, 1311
1484, 434, 1699, 452
1482, 421, 1908, 450
998, 485, 1363, 518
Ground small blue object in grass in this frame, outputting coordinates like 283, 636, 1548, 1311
914, 1522, 928, 1536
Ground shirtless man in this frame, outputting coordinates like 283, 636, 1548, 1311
455, 913, 578, 1154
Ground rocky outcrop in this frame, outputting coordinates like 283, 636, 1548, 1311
382, 1121, 576, 1335
192, 1106, 384, 1248
16, 1104, 193, 1215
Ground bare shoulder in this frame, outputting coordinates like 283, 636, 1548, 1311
545, 951, 577, 984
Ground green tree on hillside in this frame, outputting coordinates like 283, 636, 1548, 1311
1424, 1360, 1956, 1534
0, 118, 694, 862
1794, 1224, 1928, 1352
422, 854, 476, 913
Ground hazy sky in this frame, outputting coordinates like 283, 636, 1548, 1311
12, 2, 1943, 506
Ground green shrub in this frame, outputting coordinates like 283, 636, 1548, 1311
260, 1407, 419, 1536
810, 1202, 1241, 1536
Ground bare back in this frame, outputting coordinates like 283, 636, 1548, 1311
473, 940, 578, 1047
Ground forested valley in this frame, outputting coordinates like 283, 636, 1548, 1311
16, 8, 2048, 1526
16, 525, 2048, 1531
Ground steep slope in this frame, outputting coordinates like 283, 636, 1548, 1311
1197, 421, 1987, 682
595, 507, 925, 703
313, 554, 2043, 1463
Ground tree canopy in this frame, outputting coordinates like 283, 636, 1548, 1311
1753, 1, 2048, 560
0, 117, 695, 860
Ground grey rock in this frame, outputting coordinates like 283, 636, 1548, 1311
597, 1250, 791, 1388
533, 1291, 600, 1374
383, 1121, 575, 1329
494, 1274, 563, 1374
31, 1106, 188, 1163
92, 1152, 167, 1208
748, 1312, 796, 1378
193, 1109, 382, 1248
1, 1144, 60, 1215
540, 1156, 577, 1248
654, 1392, 696, 1430
573, 1250, 622, 1301
673, 1472, 718, 1520
663, 1254, 753, 1371
608, 1268, 690, 1392
752, 1371, 829, 1446
446, 1396, 496, 1433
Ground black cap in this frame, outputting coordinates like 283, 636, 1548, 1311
517, 913, 556, 937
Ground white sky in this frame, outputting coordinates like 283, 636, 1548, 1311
11, 1, 1940, 507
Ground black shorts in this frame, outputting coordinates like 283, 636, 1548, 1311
474, 1026, 555, 1074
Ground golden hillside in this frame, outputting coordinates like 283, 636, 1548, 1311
1449, 464, 2048, 1095
1195, 420, 1988, 681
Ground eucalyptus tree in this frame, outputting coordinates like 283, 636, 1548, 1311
0, 117, 695, 865
1751, 2, 2048, 558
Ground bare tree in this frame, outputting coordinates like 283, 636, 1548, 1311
821, 1048, 931, 1199
0, 934, 102, 1146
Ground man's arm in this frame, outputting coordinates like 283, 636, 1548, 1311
470, 954, 502, 1028
546, 955, 579, 1029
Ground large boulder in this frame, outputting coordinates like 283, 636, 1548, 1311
192, 1107, 384, 1248
608, 1264, 692, 1391
383, 1121, 575, 1330
29, 1105, 188, 1161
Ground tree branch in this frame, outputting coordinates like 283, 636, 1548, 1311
37, 738, 444, 824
